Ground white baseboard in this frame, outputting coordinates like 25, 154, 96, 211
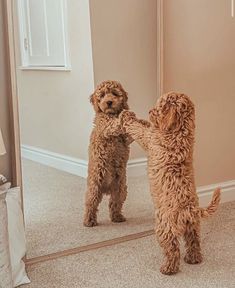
127, 158, 147, 178
21, 145, 147, 179
197, 180, 235, 207
21, 145, 88, 178
21, 145, 235, 205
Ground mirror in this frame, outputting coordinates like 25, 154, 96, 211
11, 0, 159, 260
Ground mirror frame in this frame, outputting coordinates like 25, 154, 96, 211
4, 0, 22, 190
4, 0, 164, 265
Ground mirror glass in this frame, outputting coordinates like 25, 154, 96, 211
13, 0, 157, 259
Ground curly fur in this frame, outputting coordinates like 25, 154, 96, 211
120, 92, 221, 275
83, 80, 132, 227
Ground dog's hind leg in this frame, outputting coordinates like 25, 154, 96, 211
109, 175, 127, 223
156, 216, 181, 275
83, 184, 103, 227
183, 220, 203, 264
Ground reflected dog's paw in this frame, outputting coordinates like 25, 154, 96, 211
120, 110, 136, 127
83, 218, 98, 227
111, 214, 126, 223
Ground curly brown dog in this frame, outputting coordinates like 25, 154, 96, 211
83, 80, 132, 227
120, 92, 221, 275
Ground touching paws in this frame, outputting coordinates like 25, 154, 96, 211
120, 110, 137, 128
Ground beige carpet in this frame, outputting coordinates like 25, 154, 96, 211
22, 159, 154, 258
23, 201, 235, 288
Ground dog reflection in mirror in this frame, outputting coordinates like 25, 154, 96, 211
120, 92, 220, 275
83, 80, 132, 227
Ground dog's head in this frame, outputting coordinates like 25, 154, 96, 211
90, 80, 129, 115
149, 92, 195, 135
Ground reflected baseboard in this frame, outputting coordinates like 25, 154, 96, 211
127, 157, 147, 177
21, 144, 88, 178
21, 144, 147, 178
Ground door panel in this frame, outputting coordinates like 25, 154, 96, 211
164, 0, 235, 185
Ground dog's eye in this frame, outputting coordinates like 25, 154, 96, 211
181, 103, 187, 111
112, 90, 119, 97
100, 93, 105, 98
161, 105, 169, 114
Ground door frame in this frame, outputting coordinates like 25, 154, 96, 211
157, 0, 164, 99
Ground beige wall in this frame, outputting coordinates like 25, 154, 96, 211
0, 0, 12, 181
15, 0, 157, 161
90, 0, 157, 159
14, 0, 94, 160
164, 0, 235, 186
3, 0, 235, 186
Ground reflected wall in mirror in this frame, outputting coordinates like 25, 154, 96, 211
12, 0, 159, 259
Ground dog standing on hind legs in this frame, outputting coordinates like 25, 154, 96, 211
83, 80, 132, 227
120, 92, 221, 274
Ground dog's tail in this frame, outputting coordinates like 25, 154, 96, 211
198, 188, 221, 218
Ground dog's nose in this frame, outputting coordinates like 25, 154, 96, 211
107, 101, 113, 107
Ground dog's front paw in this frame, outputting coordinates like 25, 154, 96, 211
120, 110, 136, 126
138, 119, 151, 128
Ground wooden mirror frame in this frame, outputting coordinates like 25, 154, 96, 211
4, 0, 164, 265
4, 0, 22, 190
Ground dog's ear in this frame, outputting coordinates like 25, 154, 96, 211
120, 87, 129, 110
159, 105, 178, 132
90, 93, 101, 113
122, 90, 129, 110
90, 93, 95, 105
149, 108, 158, 125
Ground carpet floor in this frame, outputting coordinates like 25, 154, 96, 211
22, 159, 154, 258
23, 201, 235, 288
